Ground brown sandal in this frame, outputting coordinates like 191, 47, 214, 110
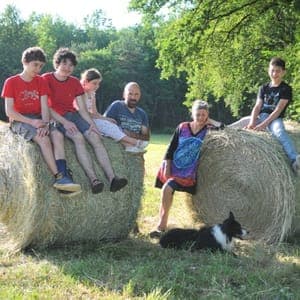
91, 179, 104, 194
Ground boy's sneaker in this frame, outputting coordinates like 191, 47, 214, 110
53, 172, 81, 192
137, 140, 149, 149
125, 146, 146, 153
110, 177, 128, 192
292, 155, 300, 175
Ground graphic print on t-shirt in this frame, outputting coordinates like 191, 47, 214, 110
20, 90, 39, 104
263, 90, 280, 112
119, 114, 142, 134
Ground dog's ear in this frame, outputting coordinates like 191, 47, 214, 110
229, 211, 235, 220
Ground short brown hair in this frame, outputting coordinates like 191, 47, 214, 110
269, 57, 286, 70
22, 47, 46, 63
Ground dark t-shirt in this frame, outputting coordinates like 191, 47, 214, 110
104, 100, 149, 134
258, 81, 292, 118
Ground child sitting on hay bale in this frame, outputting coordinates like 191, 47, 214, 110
1, 46, 81, 193
80, 68, 148, 153
150, 100, 223, 238
43, 48, 128, 194
229, 57, 300, 174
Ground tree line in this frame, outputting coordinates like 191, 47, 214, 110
0, 5, 192, 131
2, 2, 297, 130
130, 0, 300, 120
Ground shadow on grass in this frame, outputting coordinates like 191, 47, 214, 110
24, 236, 300, 299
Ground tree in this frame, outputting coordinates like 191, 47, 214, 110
130, 0, 300, 119
0, 5, 36, 121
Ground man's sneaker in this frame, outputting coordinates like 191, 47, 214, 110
292, 155, 300, 175
125, 146, 146, 153
53, 172, 81, 192
110, 177, 128, 192
137, 140, 149, 149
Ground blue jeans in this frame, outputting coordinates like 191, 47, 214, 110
258, 113, 298, 162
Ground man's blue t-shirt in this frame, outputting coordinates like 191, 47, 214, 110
104, 100, 149, 134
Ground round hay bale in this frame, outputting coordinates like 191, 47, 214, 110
284, 121, 300, 240
188, 127, 296, 244
0, 124, 144, 251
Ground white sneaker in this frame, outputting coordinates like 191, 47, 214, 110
125, 146, 146, 153
137, 140, 149, 149
292, 155, 300, 175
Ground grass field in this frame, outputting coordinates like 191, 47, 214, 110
0, 134, 300, 299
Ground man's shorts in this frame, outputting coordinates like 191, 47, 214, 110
10, 114, 42, 141
55, 112, 90, 135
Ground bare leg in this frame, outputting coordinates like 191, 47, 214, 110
51, 129, 65, 160
157, 183, 174, 230
33, 135, 58, 175
67, 132, 98, 182
84, 131, 115, 182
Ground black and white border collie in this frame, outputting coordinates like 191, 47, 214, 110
159, 212, 248, 253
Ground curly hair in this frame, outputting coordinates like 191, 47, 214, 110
53, 48, 77, 69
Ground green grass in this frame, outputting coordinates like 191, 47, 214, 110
0, 134, 300, 299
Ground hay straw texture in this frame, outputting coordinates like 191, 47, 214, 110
188, 127, 297, 244
0, 124, 144, 251
284, 122, 300, 240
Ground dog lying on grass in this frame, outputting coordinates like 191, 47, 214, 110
159, 212, 248, 253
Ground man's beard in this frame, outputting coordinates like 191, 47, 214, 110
127, 99, 138, 108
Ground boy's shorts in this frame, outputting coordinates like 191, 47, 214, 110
55, 112, 90, 135
10, 114, 42, 141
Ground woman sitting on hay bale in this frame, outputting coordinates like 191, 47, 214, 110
150, 100, 223, 238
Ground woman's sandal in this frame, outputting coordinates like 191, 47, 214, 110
91, 179, 104, 194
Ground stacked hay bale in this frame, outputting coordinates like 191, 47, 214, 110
0, 124, 144, 251
189, 127, 297, 244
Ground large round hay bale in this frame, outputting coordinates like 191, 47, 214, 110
284, 122, 300, 240
0, 124, 144, 251
188, 127, 296, 244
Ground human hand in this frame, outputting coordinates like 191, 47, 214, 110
253, 123, 267, 131
106, 117, 117, 124
88, 123, 102, 136
245, 122, 255, 130
36, 126, 49, 137
31, 119, 47, 129
163, 162, 171, 179
63, 120, 78, 135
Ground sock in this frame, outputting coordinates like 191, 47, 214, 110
56, 159, 67, 177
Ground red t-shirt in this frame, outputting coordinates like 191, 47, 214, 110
1, 74, 49, 114
43, 72, 84, 115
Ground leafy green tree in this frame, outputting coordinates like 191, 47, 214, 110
130, 0, 300, 119
82, 10, 117, 50
0, 5, 36, 121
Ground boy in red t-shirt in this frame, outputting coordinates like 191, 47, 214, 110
1, 47, 81, 193
43, 48, 128, 193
